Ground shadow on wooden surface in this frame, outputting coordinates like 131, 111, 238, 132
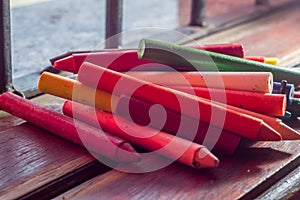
55, 135, 300, 199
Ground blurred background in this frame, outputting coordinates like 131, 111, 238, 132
8, 0, 298, 95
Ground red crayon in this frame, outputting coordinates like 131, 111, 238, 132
77, 62, 281, 141
190, 43, 244, 57
54, 44, 244, 73
116, 95, 240, 155
63, 101, 220, 169
0, 92, 139, 163
169, 86, 286, 116
245, 56, 265, 63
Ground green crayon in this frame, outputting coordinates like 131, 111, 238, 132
137, 39, 300, 87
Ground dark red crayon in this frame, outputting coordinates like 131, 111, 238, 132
116, 95, 241, 155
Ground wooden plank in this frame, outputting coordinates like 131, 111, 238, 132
178, 0, 295, 26
54, 129, 300, 199
0, 123, 99, 199
0, 111, 24, 131
19, 160, 109, 200
177, 0, 298, 45
256, 165, 300, 199
185, 0, 300, 68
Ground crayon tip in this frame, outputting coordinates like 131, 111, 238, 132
54, 55, 75, 73
278, 122, 300, 140
116, 142, 141, 163
264, 57, 279, 65
245, 56, 264, 62
194, 147, 220, 168
257, 123, 282, 141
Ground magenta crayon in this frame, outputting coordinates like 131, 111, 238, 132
53, 44, 244, 73
116, 95, 241, 155
0, 92, 140, 163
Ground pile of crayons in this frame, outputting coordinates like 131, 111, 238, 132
1, 38, 300, 170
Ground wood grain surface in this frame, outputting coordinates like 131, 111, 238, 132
0, 123, 97, 199
1, 0, 300, 199
188, 0, 300, 68
55, 131, 300, 199
257, 164, 300, 199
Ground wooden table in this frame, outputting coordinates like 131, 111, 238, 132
1, 0, 300, 199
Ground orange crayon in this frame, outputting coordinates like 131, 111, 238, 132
38, 72, 117, 112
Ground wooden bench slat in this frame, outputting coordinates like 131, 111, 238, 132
55, 136, 300, 199
189, 0, 300, 68
0, 122, 109, 199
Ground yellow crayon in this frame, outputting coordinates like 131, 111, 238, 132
264, 57, 279, 65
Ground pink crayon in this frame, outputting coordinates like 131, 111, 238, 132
0, 92, 139, 163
